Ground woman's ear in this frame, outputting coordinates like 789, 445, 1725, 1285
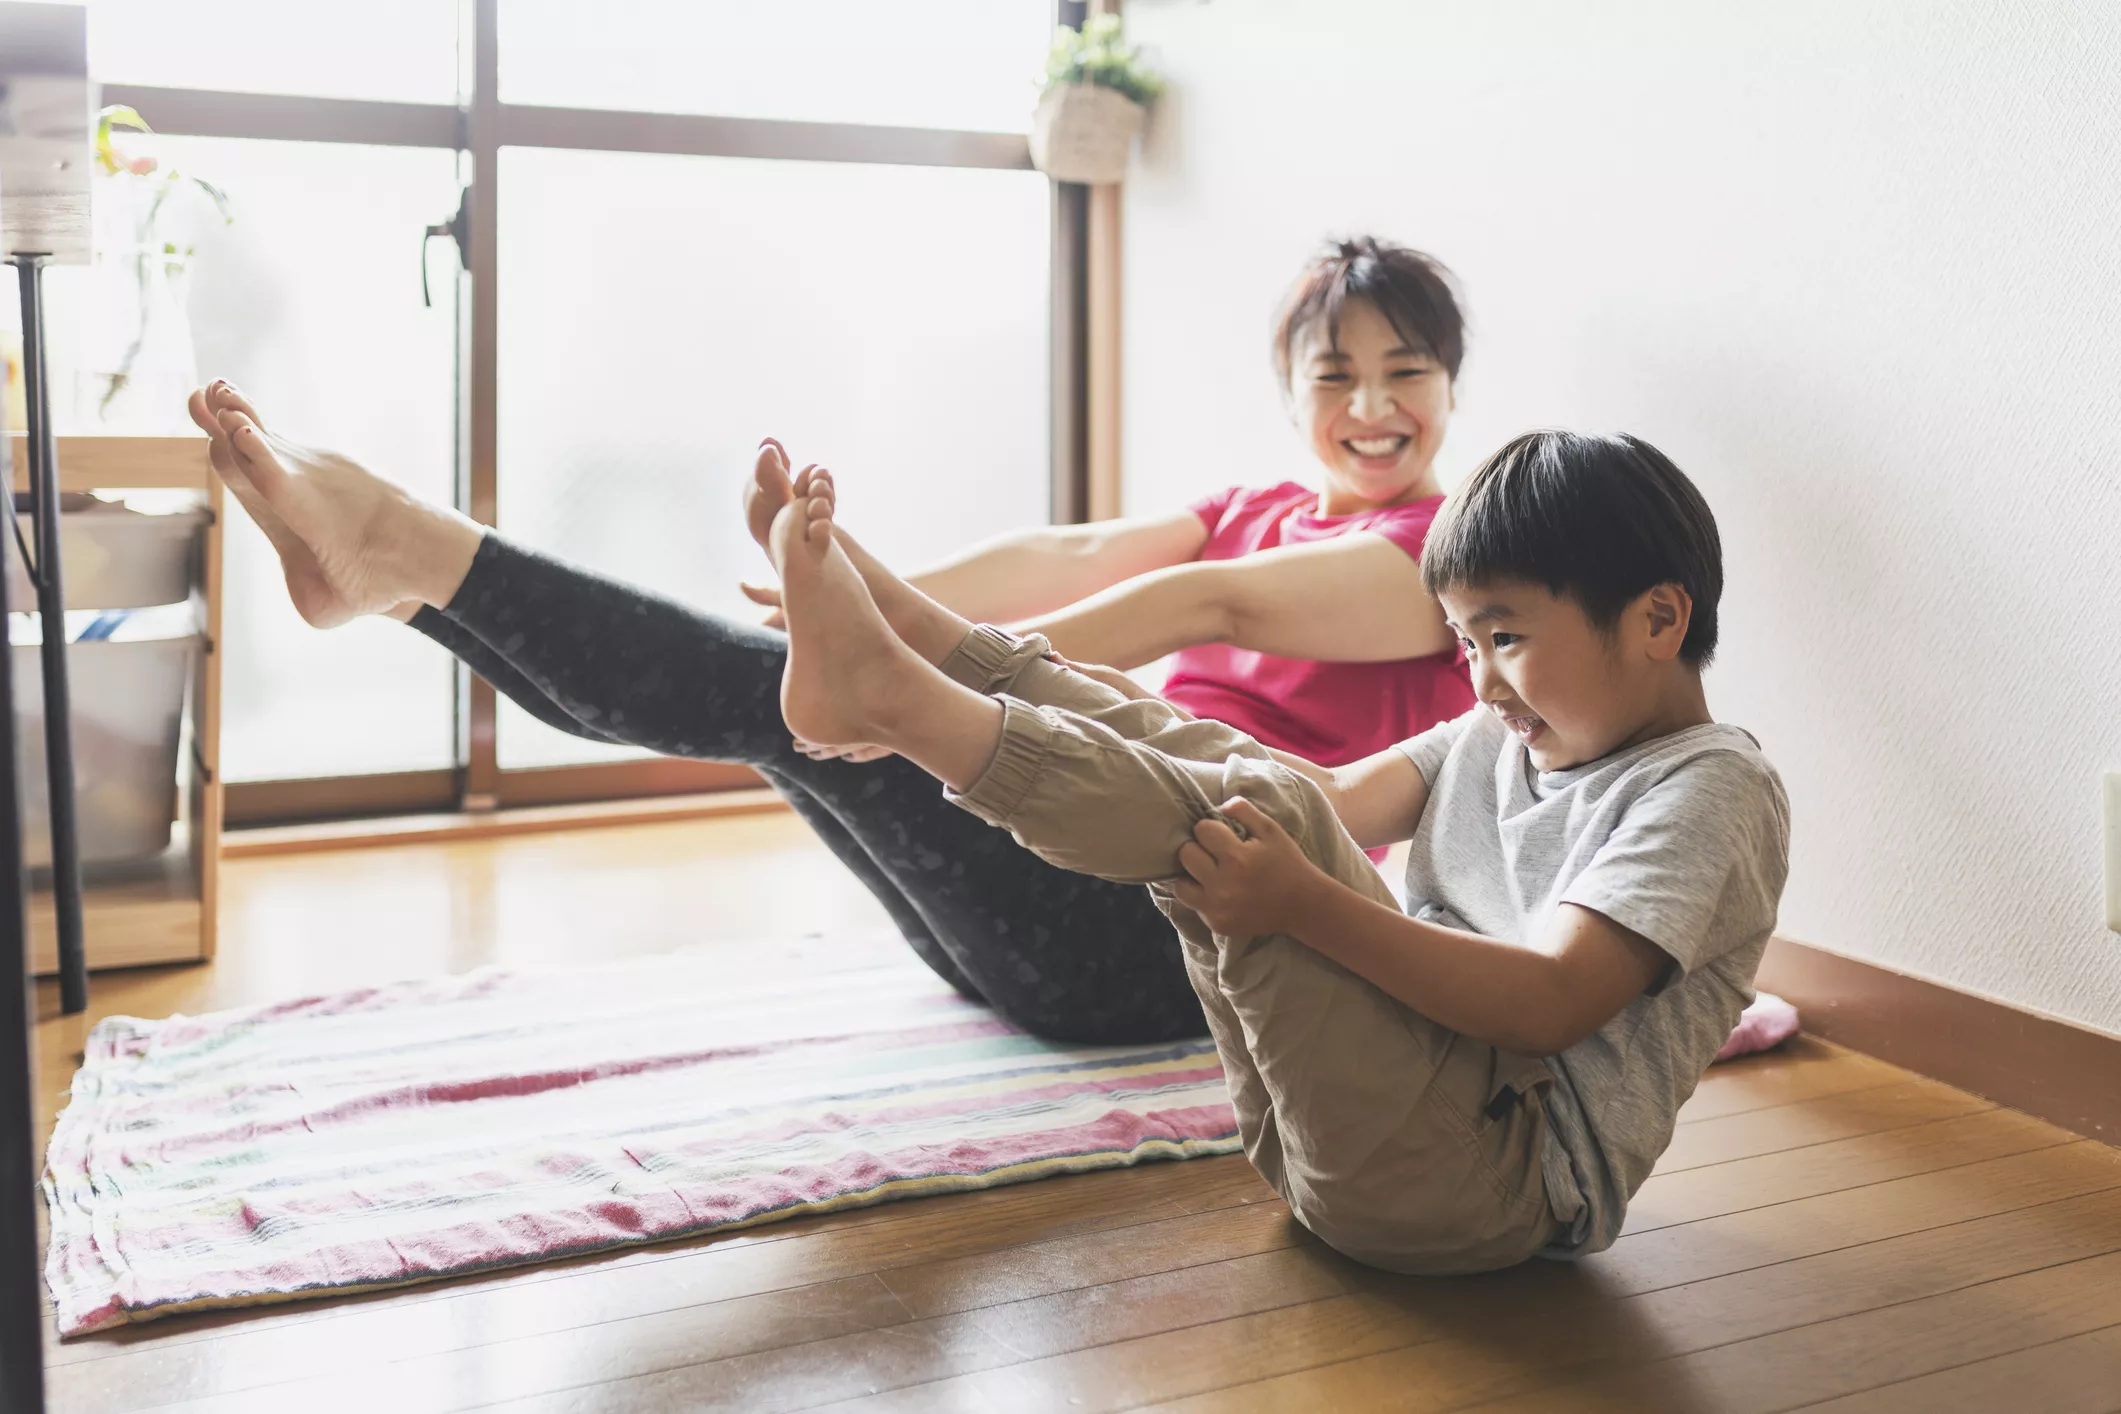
1448, 380, 1458, 414
1640, 583, 1694, 661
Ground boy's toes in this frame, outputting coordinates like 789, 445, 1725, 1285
796, 467, 836, 513
744, 441, 797, 547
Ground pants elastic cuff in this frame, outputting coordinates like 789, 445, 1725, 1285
940, 624, 1052, 694
945, 696, 1054, 828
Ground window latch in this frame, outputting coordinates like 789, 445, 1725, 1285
421, 187, 472, 308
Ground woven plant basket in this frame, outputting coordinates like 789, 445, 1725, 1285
1029, 82, 1146, 184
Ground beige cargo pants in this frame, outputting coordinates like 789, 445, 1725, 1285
939, 625, 1563, 1274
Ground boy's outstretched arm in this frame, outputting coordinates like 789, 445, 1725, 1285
1172, 801, 1668, 1057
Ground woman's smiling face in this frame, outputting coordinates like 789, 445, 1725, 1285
1289, 297, 1454, 515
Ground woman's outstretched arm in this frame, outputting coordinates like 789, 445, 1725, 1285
900, 510, 1210, 623
1019, 531, 1455, 671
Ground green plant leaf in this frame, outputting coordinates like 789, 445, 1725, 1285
1039, 14, 1162, 105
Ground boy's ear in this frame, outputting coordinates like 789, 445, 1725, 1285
1638, 583, 1694, 662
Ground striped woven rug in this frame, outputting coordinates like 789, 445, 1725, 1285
42, 945, 1240, 1337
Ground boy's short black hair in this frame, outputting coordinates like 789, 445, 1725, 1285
1421, 431, 1724, 665
1272, 236, 1466, 389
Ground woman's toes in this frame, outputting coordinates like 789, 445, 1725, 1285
210, 381, 266, 427
186, 388, 220, 436
221, 416, 291, 498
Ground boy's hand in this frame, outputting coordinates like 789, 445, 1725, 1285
1169, 798, 1323, 939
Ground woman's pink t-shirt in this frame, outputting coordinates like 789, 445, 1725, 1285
1163, 481, 1475, 771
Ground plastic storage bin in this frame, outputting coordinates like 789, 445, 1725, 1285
7, 494, 209, 611
11, 605, 199, 869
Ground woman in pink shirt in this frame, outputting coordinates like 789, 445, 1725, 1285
187, 236, 1470, 1044
771, 235, 1472, 984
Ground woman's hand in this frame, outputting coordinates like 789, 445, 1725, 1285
1168, 798, 1326, 939
792, 737, 897, 764
741, 580, 787, 631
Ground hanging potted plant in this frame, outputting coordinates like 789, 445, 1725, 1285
76, 106, 232, 432
1030, 14, 1164, 186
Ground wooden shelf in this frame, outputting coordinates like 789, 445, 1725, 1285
27, 837, 200, 974
17, 436, 222, 976
7, 434, 208, 493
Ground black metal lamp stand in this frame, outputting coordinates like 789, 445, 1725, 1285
11, 254, 89, 1016
0, 243, 48, 1414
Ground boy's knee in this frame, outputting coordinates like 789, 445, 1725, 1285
1215, 755, 1377, 886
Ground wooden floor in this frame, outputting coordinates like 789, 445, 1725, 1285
31, 813, 2121, 1413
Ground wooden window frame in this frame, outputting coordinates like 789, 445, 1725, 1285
124, 0, 1090, 827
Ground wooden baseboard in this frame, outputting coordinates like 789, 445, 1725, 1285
1759, 936, 2121, 1145
223, 789, 791, 859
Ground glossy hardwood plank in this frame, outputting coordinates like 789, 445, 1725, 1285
1589, 1138, 2121, 1296
1792, 1321, 2121, 1414
1450, 1247, 2121, 1414
137, 1217, 1326, 1414
801, 1144, 2121, 1414
1673, 1040, 1910, 1124
1653, 1077, 1992, 1173
1144, 1178, 2121, 1413
797, 1136, 2121, 1414
187, 1243, 1356, 1414
1623, 1106, 2075, 1235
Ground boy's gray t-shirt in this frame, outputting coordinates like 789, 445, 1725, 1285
1397, 708, 1791, 1257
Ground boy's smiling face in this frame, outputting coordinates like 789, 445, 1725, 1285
1439, 578, 1695, 773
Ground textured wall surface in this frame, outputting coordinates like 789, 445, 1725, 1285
1121, 0, 2121, 1033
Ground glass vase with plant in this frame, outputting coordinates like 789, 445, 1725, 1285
77, 106, 232, 431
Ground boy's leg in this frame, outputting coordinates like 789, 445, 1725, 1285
780, 499, 1561, 1272
948, 629, 1559, 1271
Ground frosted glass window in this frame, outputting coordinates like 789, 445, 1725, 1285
495, 147, 1049, 768
33, 137, 465, 782
501, 0, 1054, 133
75, 0, 461, 105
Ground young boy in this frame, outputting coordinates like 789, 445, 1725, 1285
757, 428, 1789, 1273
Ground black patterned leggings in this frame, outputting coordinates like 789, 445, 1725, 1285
410, 533, 1207, 1044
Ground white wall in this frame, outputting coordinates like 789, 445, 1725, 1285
1121, 0, 2121, 1034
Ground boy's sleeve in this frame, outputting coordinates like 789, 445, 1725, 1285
1558, 751, 1790, 992
1394, 706, 1482, 786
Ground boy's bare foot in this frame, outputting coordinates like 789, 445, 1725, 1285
770, 490, 927, 753
742, 439, 796, 550
185, 382, 482, 627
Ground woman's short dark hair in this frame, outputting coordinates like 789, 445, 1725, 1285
1421, 431, 1725, 665
1271, 236, 1466, 390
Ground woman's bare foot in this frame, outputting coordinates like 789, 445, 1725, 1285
771, 491, 926, 751
185, 381, 483, 628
